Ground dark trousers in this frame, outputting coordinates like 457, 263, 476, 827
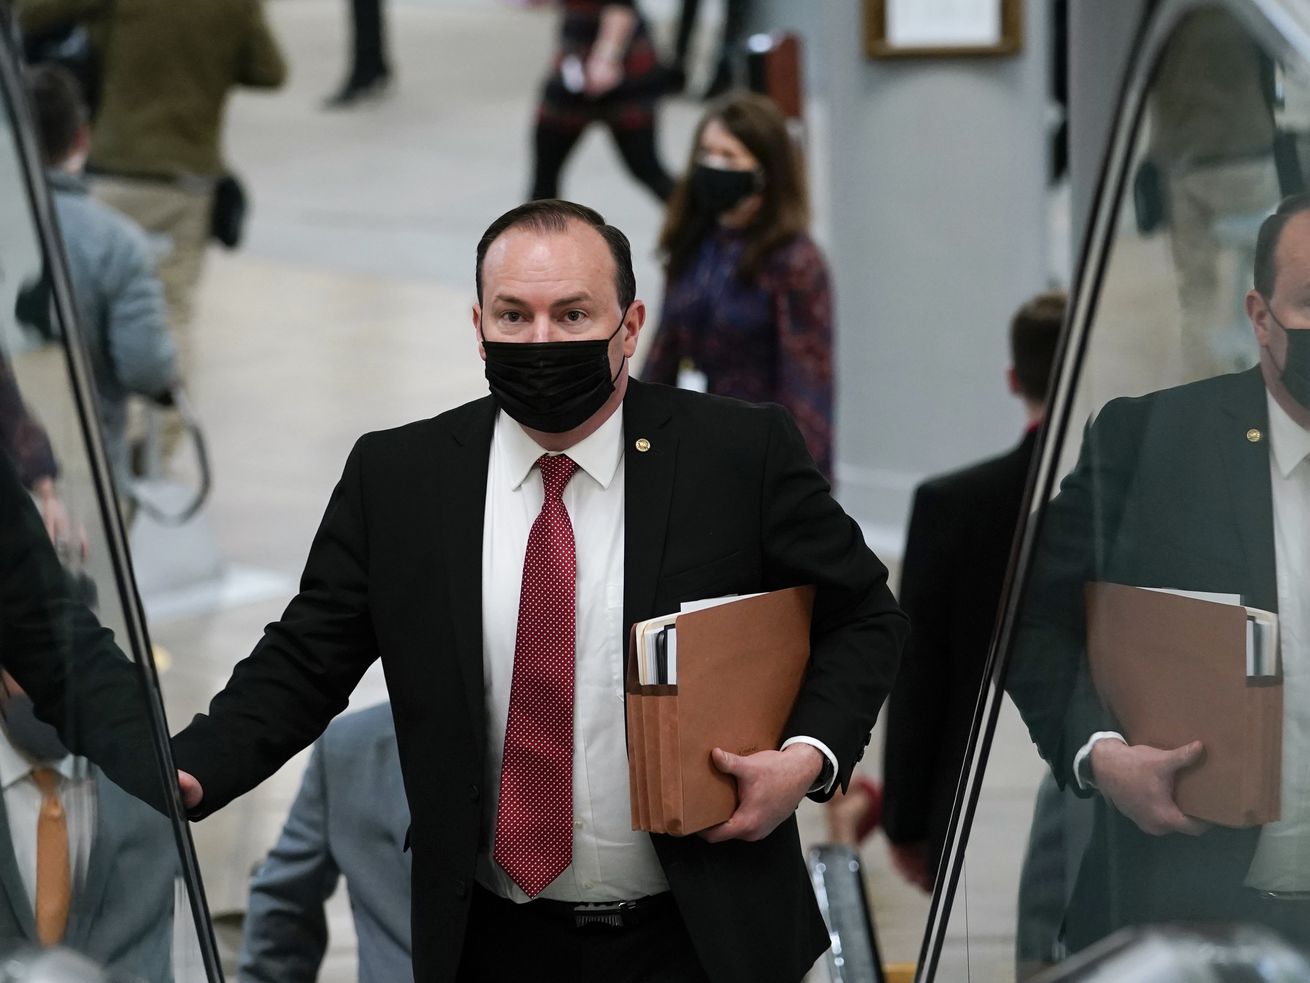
531, 123, 674, 203
455, 884, 711, 982
673, 0, 750, 67
347, 0, 389, 83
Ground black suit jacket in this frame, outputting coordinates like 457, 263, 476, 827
882, 429, 1037, 868
1006, 368, 1276, 950
171, 379, 907, 983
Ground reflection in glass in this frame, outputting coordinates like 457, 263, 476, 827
0, 41, 212, 982
931, 4, 1310, 981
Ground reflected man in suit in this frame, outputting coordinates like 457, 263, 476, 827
171, 199, 907, 983
1008, 194, 1310, 950
878, 291, 1063, 889
238, 703, 411, 983
0, 672, 177, 979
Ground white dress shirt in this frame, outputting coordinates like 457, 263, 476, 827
477, 407, 669, 903
0, 726, 96, 909
1245, 393, 1310, 892
475, 406, 837, 902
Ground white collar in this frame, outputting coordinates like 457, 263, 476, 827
0, 725, 77, 791
497, 406, 624, 493
1265, 391, 1310, 480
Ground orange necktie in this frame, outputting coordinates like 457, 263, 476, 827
32, 767, 70, 946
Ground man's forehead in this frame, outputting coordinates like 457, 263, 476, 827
482, 223, 617, 303
485, 221, 611, 268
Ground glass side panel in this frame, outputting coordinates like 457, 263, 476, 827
929, 2, 1310, 979
0, 37, 217, 983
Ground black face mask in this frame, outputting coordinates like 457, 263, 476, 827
1266, 305, 1310, 410
690, 164, 759, 215
481, 316, 626, 433
0, 694, 68, 763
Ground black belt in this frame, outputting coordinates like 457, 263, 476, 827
474, 883, 676, 929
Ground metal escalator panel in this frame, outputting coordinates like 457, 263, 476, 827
0, 27, 222, 983
921, 1, 1310, 980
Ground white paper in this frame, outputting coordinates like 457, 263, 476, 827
885, 0, 1001, 48
679, 592, 764, 614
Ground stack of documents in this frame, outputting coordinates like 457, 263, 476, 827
626, 586, 815, 836
1085, 582, 1282, 827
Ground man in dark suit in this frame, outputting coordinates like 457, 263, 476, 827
878, 291, 1063, 890
1006, 194, 1310, 951
238, 703, 412, 983
170, 199, 907, 983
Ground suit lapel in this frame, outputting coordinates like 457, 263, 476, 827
65, 768, 119, 949
622, 381, 678, 636
1215, 369, 1278, 612
0, 796, 36, 940
444, 398, 496, 760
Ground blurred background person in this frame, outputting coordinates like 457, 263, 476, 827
323, 0, 392, 109
642, 91, 834, 477
669, 0, 750, 100
27, 63, 178, 500
866, 292, 1062, 892
13, 0, 285, 452
530, 0, 674, 203
1144, 8, 1280, 382
824, 292, 1062, 859
238, 703, 411, 983
0, 356, 74, 550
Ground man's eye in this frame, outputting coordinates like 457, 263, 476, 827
502, 311, 523, 322
564, 310, 586, 322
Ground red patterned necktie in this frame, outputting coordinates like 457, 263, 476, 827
494, 452, 580, 897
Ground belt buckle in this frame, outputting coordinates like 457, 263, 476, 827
572, 900, 636, 929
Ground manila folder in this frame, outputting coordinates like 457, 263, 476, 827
671, 585, 815, 835
1085, 582, 1281, 828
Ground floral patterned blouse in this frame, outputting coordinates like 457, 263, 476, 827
642, 228, 835, 477
0, 356, 57, 490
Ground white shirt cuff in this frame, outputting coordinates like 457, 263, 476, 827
780, 736, 838, 794
1073, 731, 1127, 790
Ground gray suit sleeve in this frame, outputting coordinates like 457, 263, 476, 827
237, 741, 340, 983
104, 224, 177, 398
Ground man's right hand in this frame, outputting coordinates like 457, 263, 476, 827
1089, 738, 1209, 836
178, 770, 203, 811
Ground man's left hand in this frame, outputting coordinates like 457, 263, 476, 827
700, 744, 823, 843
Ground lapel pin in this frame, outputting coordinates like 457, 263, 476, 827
635, 438, 651, 453
1247, 428, 1263, 444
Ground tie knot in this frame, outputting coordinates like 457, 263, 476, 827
537, 454, 578, 501
31, 768, 59, 796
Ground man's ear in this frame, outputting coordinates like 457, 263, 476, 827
472, 304, 486, 361
1006, 366, 1021, 397
1246, 289, 1273, 347
621, 299, 646, 358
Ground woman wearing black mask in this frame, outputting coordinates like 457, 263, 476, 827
642, 92, 835, 477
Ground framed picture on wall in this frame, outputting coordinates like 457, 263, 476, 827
865, 0, 1023, 59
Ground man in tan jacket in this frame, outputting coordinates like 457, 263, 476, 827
17, 0, 286, 386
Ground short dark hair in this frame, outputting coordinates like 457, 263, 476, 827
475, 199, 636, 310
1254, 193, 1310, 298
25, 63, 86, 167
1010, 290, 1065, 402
